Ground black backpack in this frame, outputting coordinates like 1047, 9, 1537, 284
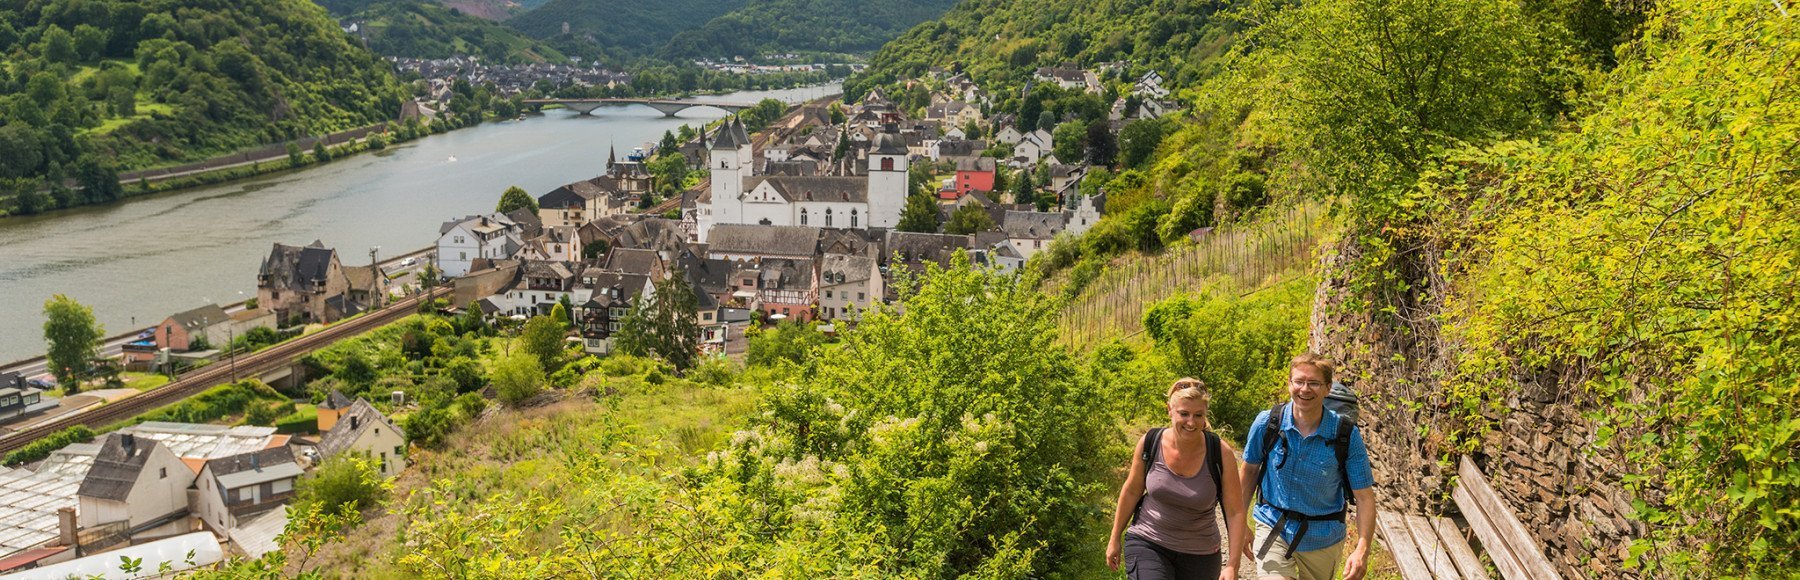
1250, 401, 1359, 559
1130, 427, 1223, 524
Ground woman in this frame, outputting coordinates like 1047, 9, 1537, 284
1107, 378, 1250, 579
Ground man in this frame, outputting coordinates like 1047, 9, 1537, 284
1239, 353, 1376, 579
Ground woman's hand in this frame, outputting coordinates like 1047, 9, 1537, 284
1106, 538, 1123, 571
1220, 563, 1238, 580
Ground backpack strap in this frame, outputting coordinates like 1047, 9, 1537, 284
1252, 402, 1286, 503
1332, 419, 1357, 505
1205, 431, 1222, 508
1129, 427, 1164, 524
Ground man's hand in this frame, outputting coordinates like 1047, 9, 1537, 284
1220, 564, 1238, 580
1342, 546, 1367, 580
1106, 539, 1123, 571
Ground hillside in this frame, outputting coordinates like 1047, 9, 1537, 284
0, 0, 405, 212
503, 0, 748, 63
330, 0, 568, 63
659, 0, 962, 60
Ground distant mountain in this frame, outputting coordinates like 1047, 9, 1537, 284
330, 0, 568, 63
660, 0, 962, 60
505, 0, 749, 62
439, 0, 553, 20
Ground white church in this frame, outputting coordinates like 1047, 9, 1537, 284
694, 118, 910, 244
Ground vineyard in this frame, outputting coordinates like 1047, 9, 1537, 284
1059, 202, 1332, 350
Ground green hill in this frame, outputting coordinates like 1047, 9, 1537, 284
0, 0, 405, 211
504, 0, 748, 62
334, 0, 568, 63
659, 0, 961, 60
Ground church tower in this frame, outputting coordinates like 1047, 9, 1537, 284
866, 131, 910, 229
700, 118, 755, 243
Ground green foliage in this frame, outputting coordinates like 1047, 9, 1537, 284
327, 0, 567, 64
737, 99, 788, 133
3, 425, 95, 467
492, 349, 543, 406
1433, 0, 1800, 573
273, 407, 319, 435
507, 0, 747, 61
942, 202, 994, 235
1051, 120, 1086, 163
1118, 118, 1166, 169
42, 294, 102, 391
495, 185, 537, 213
1139, 278, 1311, 431
518, 315, 567, 372
660, 0, 959, 59
745, 320, 832, 367
896, 192, 941, 233
404, 392, 488, 449
132, 380, 286, 426
296, 454, 391, 516
614, 271, 702, 370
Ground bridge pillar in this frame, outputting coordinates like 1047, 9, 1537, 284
643, 102, 690, 117
563, 102, 606, 116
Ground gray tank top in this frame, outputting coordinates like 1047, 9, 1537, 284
1125, 448, 1222, 555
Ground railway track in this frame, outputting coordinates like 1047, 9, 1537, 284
0, 287, 449, 456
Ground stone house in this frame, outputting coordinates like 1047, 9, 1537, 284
256, 241, 350, 326
155, 304, 230, 352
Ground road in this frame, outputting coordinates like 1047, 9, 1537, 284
0, 246, 435, 385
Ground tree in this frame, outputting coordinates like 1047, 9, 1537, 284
43, 295, 102, 393
747, 320, 832, 367
1118, 119, 1165, 169
1012, 167, 1037, 207
582, 239, 610, 261
615, 271, 701, 371
943, 203, 996, 235
492, 350, 543, 406
39, 25, 74, 64
1085, 119, 1118, 167
519, 315, 567, 372
287, 142, 304, 167
549, 303, 571, 330
829, 102, 846, 125
496, 185, 537, 213
659, 130, 678, 154
1052, 121, 1086, 163
75, 159, 122, 204
897, 193, 942, 233
313, 141, 331, 163
296, 454, 389, 515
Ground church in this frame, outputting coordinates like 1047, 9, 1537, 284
693, 118, 910, 244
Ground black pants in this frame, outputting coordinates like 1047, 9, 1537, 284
1124, 532, 1222, 580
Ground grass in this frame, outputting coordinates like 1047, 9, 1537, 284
120, 371, 171, 391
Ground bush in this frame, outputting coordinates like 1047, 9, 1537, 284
135, 380, 286, 425
3, 425, 95, 466
273, 407, 319, 434
244, 400, 292, 426
746, 320, 832, 367
296, 454, 390, 516
492, 350, 543, 406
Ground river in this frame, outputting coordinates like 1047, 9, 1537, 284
0, 84, 841, 363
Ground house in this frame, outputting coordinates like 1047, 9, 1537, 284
314, 398, 405, 478
924, 101, 982, 128
818, 254, 881, 322
883, 231, 974, 282
1065, 191, 1106, 236
705, 224, 821, 264
955, 158, 998, 196
256, 241, 351, 326
1134, 71, 1169, 99
573, 269, 653, 355
316, 390, 355, 432
694, 119, 909, 243
931, 139, 987, 165
155, 304, 230, 352
343, 265, 389, 311
0, 371, 57, 424
973, 240, 1027, 273
1049, 163, 1088, 193
1015, 130, 1054, 165
436, 214, 526, 278
536, 176, 633, 228
1001, 210, 1070, 260
77, 434, 193, 549
995, 124, 1024, 145
516, 226, 583, 263
1034, 65, 1093, 92
0, 444, 95, 568
737, 258, 817, 323
192, 447, 301, 546
486, 260, 582, 317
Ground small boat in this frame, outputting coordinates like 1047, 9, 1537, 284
447, 155, 457, 162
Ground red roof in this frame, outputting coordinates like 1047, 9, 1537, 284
0, 545, 70, 572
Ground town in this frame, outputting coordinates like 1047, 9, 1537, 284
0, 63, 1175, 573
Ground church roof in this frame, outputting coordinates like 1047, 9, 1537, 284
708, 225, 821, 258
746, 176, 870, 203
872, 132, 909, 156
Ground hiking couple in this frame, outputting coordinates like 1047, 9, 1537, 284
1106, 353, 1376, 580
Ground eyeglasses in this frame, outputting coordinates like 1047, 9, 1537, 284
1289, 379, 1326, 389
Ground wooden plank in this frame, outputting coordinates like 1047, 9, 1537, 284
1377, 511, 1437, 580
1405, 514, 1465, 580
1432, 516, 1491, 580
1454, 484, 1530, 580
1459, 457, 1563, 579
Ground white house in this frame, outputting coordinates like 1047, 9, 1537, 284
818, 254, 882, 322
694, 118, 910, 243
315, 399, 406, 478
1015, 130, 1054, 165
193, 446, 301, 541
436, 214, 526, 277
76, 434, 193, 543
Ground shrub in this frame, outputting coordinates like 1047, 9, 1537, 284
296, 454, 389, 517
3, 425, 95, 466
492, 350, 543, 406
273, 407, 319, 434
136, 380, 285, 425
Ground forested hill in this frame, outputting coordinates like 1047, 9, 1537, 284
659, 0, 962, 60
0, 0, 405, 199
320, 0, 568, 63
849, 0, 1240, 101
504, 0, 748, 63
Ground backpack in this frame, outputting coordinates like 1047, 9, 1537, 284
1129, 427, 1223, 524
1325, 379, 1360, 425
1251, 401, 1359, 559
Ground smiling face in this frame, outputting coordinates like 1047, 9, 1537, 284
1288, 363, 1329, 412
1167, 396, 1207, 434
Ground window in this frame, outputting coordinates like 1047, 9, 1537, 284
159, 467, 167, 479
851, 209, 858, 228
800, 209, 808, 225
459, 251, 467, 260
395, 446, 404, 457
272, 479, 292, 494
858, 292, 866, 300
825, 208, 833, 227
881, 157, 894, 171
824, 290, 833, 298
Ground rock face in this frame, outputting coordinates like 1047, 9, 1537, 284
1309, 239, 1648, 578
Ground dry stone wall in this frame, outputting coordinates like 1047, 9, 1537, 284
1310, 240, 1649, 578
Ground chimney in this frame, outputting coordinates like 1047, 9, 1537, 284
121, 433, 136, 454
251, 453, 261, 472
57, 507, 76, 547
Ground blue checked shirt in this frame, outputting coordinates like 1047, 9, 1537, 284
1241, 405, 1375, 552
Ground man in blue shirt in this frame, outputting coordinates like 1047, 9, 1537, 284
1239, 353, 1376, 579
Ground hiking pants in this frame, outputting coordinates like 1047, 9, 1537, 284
1124, 532, 1222, 580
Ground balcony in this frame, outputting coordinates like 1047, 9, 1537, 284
225, 490, 296, 518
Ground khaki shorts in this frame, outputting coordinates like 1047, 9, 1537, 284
1252, 521, 1343, 579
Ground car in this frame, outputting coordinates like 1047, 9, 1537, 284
399, 257, 418, 267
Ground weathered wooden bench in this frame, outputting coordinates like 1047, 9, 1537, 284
1376, 456, 1561, 580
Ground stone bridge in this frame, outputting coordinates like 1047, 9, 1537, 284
521, 98, 754, 117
